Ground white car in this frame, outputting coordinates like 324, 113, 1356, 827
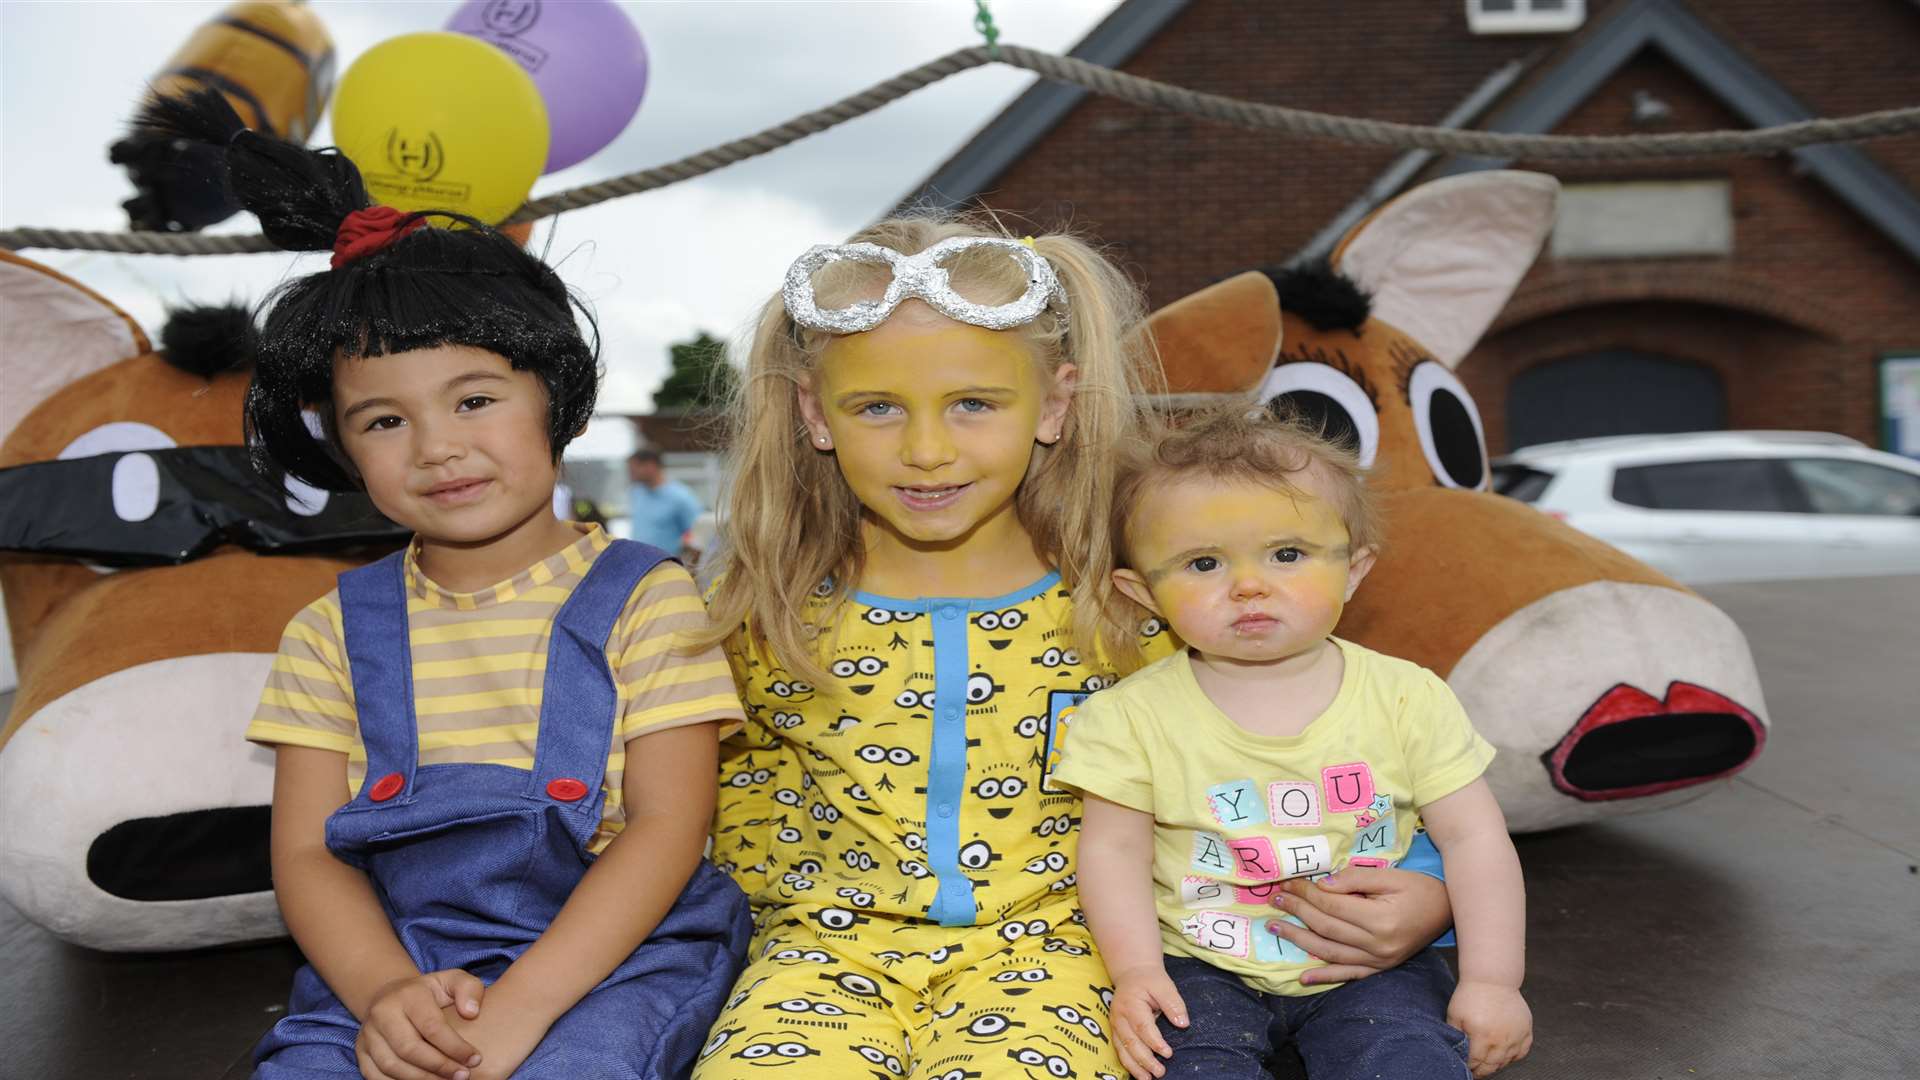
1492, 431, 1920, 585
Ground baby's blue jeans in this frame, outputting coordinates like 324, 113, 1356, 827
1158, 949, 1470, 1079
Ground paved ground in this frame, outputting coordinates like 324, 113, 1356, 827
4, 575, 1917, 1079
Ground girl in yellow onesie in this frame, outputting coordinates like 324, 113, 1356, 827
689, 219, 1451, 1080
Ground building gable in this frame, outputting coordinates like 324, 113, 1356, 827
1437, 0, 1920, 266
907, 0, 1920, 270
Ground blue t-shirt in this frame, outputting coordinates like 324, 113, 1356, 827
627, 479, 702, 552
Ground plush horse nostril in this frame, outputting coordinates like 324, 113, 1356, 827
86, 805, 274, 902
1547, 712, 1760, 799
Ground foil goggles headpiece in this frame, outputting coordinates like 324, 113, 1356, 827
782, 236, 1070, 335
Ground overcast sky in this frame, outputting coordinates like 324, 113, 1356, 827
0, 0, 1121, 413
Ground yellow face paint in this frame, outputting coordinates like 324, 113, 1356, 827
806, 304, 1068, 576
1119, 475, 1367, 667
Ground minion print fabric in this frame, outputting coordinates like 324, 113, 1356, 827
700, 573, 1172, 1079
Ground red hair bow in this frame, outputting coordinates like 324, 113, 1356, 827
331, 206, 426, 268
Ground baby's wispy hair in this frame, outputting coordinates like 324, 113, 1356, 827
1112, 404, 1382, 570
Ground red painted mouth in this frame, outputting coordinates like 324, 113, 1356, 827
1543, 682, 1765, 801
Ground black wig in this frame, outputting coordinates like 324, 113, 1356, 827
136, 89, 600, 491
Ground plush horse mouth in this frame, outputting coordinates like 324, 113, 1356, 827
1542, 682, 1764, 801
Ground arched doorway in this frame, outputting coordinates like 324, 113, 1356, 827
1507, 351, 1725, 449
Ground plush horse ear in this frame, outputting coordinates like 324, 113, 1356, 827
0, 252, 150, 449
1329, 170, 1559, 370
1142, 270, 1283, 395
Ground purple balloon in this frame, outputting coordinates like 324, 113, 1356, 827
447, 0, 648, 173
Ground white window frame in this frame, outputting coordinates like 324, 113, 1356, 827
1466, 0, 1586, 35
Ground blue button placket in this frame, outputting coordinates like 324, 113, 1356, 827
925, 601, 973, 925
851, 572, 1061, 929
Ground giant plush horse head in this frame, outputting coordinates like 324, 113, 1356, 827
0, 251, 402, 950
1145, 171, 1767, 831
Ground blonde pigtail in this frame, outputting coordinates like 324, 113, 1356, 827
1013, 235, 1165, 675
690, 297, 863, 685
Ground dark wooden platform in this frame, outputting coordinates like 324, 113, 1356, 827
6, 574, 1917, 1080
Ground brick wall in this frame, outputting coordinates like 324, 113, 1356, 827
966, 0, 1920, 451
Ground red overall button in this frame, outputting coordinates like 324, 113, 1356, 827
546, 777, 589, 802
368, 773, 405, 802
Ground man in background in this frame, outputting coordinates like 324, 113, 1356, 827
626, 448, 703, 554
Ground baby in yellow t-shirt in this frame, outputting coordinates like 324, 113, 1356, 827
1050, 407, 1531, 1080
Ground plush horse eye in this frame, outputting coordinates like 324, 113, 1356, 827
1408, 360, 1489, 490
1255, 362, 1380, 468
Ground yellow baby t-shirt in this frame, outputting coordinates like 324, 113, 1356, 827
1050, 637, 1493, 995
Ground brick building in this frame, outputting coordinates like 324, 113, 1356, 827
905, 0, 1920, 453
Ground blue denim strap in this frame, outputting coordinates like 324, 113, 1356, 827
336, 550, 417, 808
524, 540, 672, 831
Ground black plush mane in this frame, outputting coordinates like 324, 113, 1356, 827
159, 303, 258, 377
1260, 259, 1371, 333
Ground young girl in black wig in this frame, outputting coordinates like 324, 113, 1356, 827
143, 91, 751, 1080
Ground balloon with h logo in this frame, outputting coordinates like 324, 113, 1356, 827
446, 0, 649, 173
330, 31, 548, 225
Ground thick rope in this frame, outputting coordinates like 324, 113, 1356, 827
1004, 46, 1920, 157
7, 43, 1918, 255
508, 48, 987, 222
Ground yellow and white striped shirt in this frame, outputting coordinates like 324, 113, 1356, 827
248, 524, 743, 852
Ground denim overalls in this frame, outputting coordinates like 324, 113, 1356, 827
255, 541, 751, 1078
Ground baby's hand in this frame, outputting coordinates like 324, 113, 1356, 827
1107, 963, 1188, 1080
1447, 979, 1533, 1078
355, 969, 486, 1080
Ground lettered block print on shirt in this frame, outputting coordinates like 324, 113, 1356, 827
1228, 836, 1280, 880
1352, 813, 1397, 858
1276, 835, 1333, 879
1206, 780, 1262, 827
1193, 835, 1332, 895
1181, 876, 1234, 909
1180, 911, 1252, 959
1321, 762, 1375, 813
1253, 914, 1313, 964
1234, 880, 1285, 905
1191, 830, 1233, 875
1268, 781, 1321, 827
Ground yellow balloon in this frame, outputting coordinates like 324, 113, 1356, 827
331, 32, 548, 225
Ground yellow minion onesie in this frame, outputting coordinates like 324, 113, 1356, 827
699, 573, 1171, 1080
